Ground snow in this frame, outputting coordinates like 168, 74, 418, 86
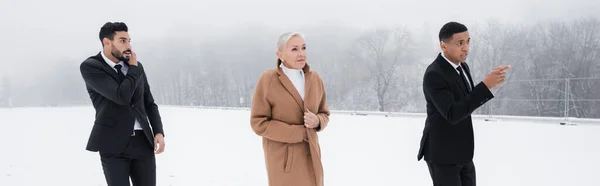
1, 106, 599, 186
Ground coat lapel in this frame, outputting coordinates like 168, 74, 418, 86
276, 64, 313, 111
277, 69, 305, 110
303, 70, 313, 111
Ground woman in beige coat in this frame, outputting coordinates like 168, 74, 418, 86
250, 32, 330, 186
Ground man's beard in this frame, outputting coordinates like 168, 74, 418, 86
111, 44, 131, 62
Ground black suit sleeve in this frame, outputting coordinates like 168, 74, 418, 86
423, 71, 494, 124
139, 64, 164, 137
80, 60, 143, 106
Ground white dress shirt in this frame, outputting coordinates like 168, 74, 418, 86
101, 51, 143, 131
280, 63, 305, 100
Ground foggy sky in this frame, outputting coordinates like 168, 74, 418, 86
0, 0, 599, 79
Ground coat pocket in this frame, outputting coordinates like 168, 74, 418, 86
284, 145, 294, 173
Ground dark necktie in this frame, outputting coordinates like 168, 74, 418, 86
114, 64, 125, 83
456, 66, 472, 92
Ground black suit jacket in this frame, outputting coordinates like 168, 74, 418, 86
80, 52, 164, 153
417, 53, 494, 164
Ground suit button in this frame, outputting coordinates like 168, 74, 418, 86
131, 105, 135, 107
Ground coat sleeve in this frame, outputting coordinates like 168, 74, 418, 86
250, 71, 307, 143
423, 70, 494, 124
80, 60, 143, 106
139, 63, 164, 137
315, 74, 330, 132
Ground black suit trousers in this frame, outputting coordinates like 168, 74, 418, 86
100, 130, 155, 186
426, 161, 476, 186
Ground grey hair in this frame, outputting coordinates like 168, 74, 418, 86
277, 32, 305, 52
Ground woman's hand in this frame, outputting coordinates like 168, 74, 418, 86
304, 108, 319, 129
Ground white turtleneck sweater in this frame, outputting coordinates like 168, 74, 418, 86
280, 63, 305, 100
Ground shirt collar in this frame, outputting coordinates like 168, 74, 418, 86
280, 63, 304, 77
441, 52, 463, 70
101, 50, 125, 70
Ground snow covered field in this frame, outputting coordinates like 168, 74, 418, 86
1, 106, 599, 186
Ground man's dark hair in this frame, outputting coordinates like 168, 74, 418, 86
438, 22, 468, 42
99, 22, 128, 46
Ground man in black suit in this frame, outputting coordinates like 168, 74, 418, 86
417, 22, 510, 186
80, 22, 166, 186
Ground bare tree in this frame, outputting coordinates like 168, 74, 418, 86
469, 20, 551, 116
5, 19, 599, 118
301, 24, 362, 110
555, 18, 600, 118
350, 27, 415, 111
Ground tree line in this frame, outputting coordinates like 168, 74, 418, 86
2, 18, 599, 118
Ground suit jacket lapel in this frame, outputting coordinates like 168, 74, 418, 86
455, 78, 468, 96
435, 54, 468, 96
92, 52, 142, 105
92, 52, 119, 79
462, 63, 475, 90
130, 74, 143, 105
277, 68, 304, 110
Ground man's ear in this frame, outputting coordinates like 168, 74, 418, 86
440, 41, 446, 51
102, 38, 110, 47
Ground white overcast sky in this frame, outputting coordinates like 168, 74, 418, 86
0, 0, 598, 77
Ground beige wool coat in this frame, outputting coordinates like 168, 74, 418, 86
250, 61, 330, 186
